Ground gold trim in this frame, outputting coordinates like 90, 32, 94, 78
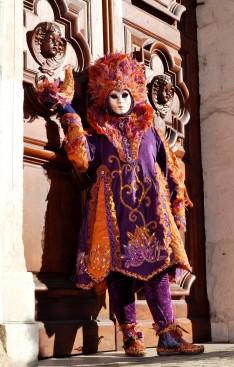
156, 162, 191, 270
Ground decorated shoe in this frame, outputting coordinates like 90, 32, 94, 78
120, 323, 145, 356
156, 323, 204, 356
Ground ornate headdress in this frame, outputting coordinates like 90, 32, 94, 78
88, 53, 148, 108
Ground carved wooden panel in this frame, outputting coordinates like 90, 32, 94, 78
144, 43, 190, 155
23, 0, 91, 153
138, 0, 186, 21
23, 0, 91, 84
123, 1, 189, 155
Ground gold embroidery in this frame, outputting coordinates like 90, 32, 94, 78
126, 225, 163, 263
113, 263, 171, 281
109, 155, 156, 230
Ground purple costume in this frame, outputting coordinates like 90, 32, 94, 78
68, 115, 190, 290
38, 53, 192, 334
36, 54, 205, 355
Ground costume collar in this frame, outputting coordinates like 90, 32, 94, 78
87, 103, 154, 162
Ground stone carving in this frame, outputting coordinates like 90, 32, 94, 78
148, 74, 175, 119
28, 22, 67, 76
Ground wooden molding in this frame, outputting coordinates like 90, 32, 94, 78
102, 0, 115, 54
140, 0, 186, 21
24, 144, 70, 168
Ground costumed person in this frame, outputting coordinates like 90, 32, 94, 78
36, 53, 204, 357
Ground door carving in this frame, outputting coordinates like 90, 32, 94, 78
23, 0, 210, 358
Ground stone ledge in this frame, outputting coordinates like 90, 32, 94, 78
2, 322, 38, 367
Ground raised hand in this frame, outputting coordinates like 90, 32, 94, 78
36, 65, 75, 112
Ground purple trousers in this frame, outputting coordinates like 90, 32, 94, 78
107, 270, 174, 331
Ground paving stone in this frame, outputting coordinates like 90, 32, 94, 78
39, 344, 234, 367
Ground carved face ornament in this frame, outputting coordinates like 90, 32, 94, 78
151, 75, 174, 106
40, 30, 64, 59
30, 22, 67, 76
157, 82, 174, 104
108, 89, 132, 115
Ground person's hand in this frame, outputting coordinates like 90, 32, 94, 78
36, 77, 62, 111
36, 65, 75, 112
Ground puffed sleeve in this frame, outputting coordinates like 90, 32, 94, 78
61, 112, 100, 172
155, 128, 193, 232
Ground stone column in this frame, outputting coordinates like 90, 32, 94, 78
197, 0, 234, 342
0, 0, 38, 365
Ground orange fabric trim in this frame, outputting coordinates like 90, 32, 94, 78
156, 162, 191, 271
157, 128, 193, 207
103, 167, 122, 267
87, 172, 112, 282
65, 122, 89, 172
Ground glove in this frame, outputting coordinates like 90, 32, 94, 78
56, 103, 76, 116
36, 65, 75, 112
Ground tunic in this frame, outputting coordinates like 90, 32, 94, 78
61, 102, 191, 289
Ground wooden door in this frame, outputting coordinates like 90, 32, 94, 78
23, 0, 115, 358
179, 0, 211, 341
23, 0, 210, 358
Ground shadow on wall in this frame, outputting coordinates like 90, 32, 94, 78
35, 126, 107, 358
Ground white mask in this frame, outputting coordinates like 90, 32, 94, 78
108, 89, 132, 115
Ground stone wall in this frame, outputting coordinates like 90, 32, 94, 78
0, 0, 38, 365
196, 0, 234, 341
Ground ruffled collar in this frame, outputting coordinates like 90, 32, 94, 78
87, 103, 154, 162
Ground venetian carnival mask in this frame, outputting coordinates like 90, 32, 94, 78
108, 89, 132, 115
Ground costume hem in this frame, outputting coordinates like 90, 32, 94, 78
76, 260, 191, 289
